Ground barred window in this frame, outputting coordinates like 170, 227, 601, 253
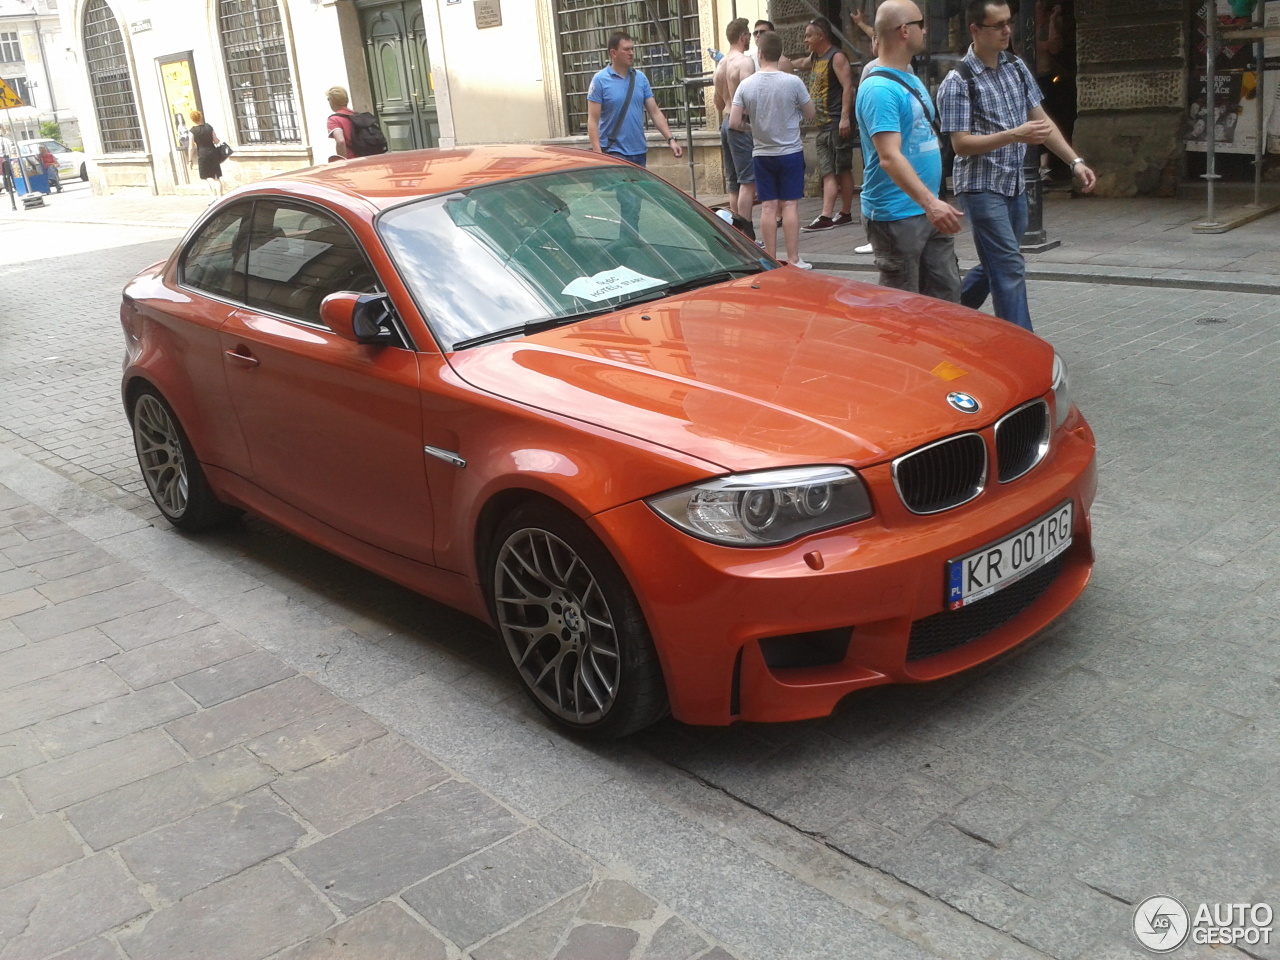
0, 33, 19, 63
219, 0, 300, 145
555, 0, 705, 137
83, 1, 144, 153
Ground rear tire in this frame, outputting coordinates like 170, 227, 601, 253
489, 501, 667, 739
80, 163, 88, 182
131, 385, 238, 532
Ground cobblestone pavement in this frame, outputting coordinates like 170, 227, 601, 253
1, 211, 1278, 960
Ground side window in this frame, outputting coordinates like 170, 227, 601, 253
180, 205, 251, 302
244, 201, 380, 325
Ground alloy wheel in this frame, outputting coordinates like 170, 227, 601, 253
494, 527, 622, 725
133, 393, 188, 518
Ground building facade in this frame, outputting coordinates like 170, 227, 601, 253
56, 0, 1273, 198
0, 0, 78, 148
55, 0, 750, 195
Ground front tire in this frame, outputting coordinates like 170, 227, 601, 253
131, 385, 238, 531
489, 502, 667, 739
80, 163, 88, 182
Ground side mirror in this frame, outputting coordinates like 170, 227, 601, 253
319, 292, 392, 343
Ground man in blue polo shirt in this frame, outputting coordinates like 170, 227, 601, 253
587, 32, 684, 167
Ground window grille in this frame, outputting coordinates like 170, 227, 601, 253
0, 33, 19, 63
83, 1, 144, 153
219, 0, 300, 145
554, 0, 705, 138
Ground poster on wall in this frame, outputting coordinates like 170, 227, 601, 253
1186, 1, 1278, 154
1263, 0, 1280, 65
158, 53, 202, 154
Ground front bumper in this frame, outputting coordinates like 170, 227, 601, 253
591, 417, 1097, 726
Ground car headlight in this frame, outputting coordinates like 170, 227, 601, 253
646, 465, 873, 546
1052, 353, 1071, 429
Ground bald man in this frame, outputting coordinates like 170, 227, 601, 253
855, 0, 964, 301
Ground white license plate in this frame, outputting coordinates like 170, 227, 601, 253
947, 502, 1073, 610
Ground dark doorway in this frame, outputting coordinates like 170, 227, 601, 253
354, 0, 439, 151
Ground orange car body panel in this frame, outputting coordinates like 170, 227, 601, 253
121, 146, 1096, 728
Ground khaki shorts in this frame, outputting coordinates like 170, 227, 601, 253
815, 124, 855, 177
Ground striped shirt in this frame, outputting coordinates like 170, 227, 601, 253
937, 47, 1042, 197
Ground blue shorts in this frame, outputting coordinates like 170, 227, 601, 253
753, 152, 805, 202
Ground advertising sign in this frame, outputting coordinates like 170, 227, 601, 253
1186, 0, 1279, 154
158, 53, 201, 153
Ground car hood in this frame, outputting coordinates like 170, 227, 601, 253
446, 270, 1054, 472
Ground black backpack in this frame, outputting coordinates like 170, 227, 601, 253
336, 111, 388, 157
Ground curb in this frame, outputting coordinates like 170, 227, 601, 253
809, 254, 1280, 295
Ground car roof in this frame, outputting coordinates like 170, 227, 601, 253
258, 144, 626, 211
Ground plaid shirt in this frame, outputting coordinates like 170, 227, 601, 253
937, 47, 1042, 197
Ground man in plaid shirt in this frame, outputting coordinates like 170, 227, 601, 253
938, 0, 1095, 332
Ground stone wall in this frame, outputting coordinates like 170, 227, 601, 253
1074, 0, 1188, 196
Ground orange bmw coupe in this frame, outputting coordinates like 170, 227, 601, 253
121, 146, 1095, 738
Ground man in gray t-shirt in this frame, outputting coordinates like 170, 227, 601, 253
731, 32, 815, 267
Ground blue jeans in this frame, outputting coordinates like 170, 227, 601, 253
605, 150, 647, 168
958, 190, 1031, 332
606, 150, 646, 238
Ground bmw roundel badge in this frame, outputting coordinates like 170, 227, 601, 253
947, 391, 980, 414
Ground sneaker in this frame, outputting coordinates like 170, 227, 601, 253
831, 212, 856, 227
801, 215, 836, 232
855, 242, 873, 255
792, 258, 813, 270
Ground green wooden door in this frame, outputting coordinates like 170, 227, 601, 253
356, 0, 438, 150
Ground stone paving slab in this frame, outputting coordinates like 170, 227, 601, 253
0, 463, 754, 960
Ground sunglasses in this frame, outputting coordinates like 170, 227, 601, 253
978, 18, 1014, 30
900, 18, 925, 29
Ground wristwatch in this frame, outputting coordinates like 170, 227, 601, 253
1069, 158, 1085, 169
668, 136, 678, 142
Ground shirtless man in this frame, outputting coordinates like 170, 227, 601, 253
749, 20, 792, 73
714, 18, 756, 221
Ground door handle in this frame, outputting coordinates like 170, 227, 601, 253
224, 348, 259, 368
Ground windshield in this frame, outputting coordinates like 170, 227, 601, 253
377, 166, 771, 350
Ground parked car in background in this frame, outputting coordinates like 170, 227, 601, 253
119, 146, 1097, 738
18, 139, 88, 181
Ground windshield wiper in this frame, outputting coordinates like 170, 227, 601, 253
660, 265, 767, 297
451, 308, 608, 351
449, 266, 766, 351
